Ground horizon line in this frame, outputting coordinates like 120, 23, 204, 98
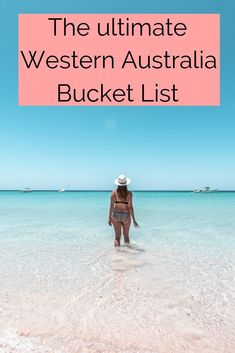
0, 189, 235, 192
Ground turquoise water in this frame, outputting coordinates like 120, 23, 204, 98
0, 191, 234, 353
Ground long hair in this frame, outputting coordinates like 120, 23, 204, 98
117, 185, 128, 200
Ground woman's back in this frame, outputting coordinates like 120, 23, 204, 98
113, 189, 131, 212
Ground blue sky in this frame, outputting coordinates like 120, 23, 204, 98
0, 0, 234, 190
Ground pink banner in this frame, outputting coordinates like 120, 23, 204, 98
18, 14, 220, 106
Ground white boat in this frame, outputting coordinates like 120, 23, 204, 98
21, 188, 32, 192
193, 186, 218, 193
58, 188, 65, 192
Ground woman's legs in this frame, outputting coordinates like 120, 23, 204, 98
113, 221, 122, 247
122, 218, 131, 244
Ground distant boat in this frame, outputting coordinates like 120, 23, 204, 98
21, 188, 32, 192
193, 186, 218, 193
58, 188, 65, 192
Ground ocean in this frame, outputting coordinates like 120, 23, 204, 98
0, 191, 234, 353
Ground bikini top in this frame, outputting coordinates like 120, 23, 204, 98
114, 190, 129, 204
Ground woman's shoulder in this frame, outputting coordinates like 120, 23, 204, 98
128, 191, 133, 197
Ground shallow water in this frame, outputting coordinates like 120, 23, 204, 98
0, 191, 234, 353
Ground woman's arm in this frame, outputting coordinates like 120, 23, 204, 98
108, 191, 115, 226
128, 192, 139, 228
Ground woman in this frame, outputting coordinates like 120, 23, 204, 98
108, 175, 139, 247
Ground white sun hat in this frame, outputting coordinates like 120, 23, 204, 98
114, 174, 131, 186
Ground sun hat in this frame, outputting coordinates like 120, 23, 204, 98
114, 174, 131, 186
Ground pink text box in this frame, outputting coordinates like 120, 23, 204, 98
18, 14, 220, 106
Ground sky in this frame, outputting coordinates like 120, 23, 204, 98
0, 0, 234, 190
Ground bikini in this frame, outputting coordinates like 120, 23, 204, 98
112, 191, 130, 222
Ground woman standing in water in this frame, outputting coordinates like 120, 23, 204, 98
108, 175, 139, 247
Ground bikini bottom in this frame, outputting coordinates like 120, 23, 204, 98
112, 211, 130, 222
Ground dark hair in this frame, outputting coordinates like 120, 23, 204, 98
117, 185, 128, 200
